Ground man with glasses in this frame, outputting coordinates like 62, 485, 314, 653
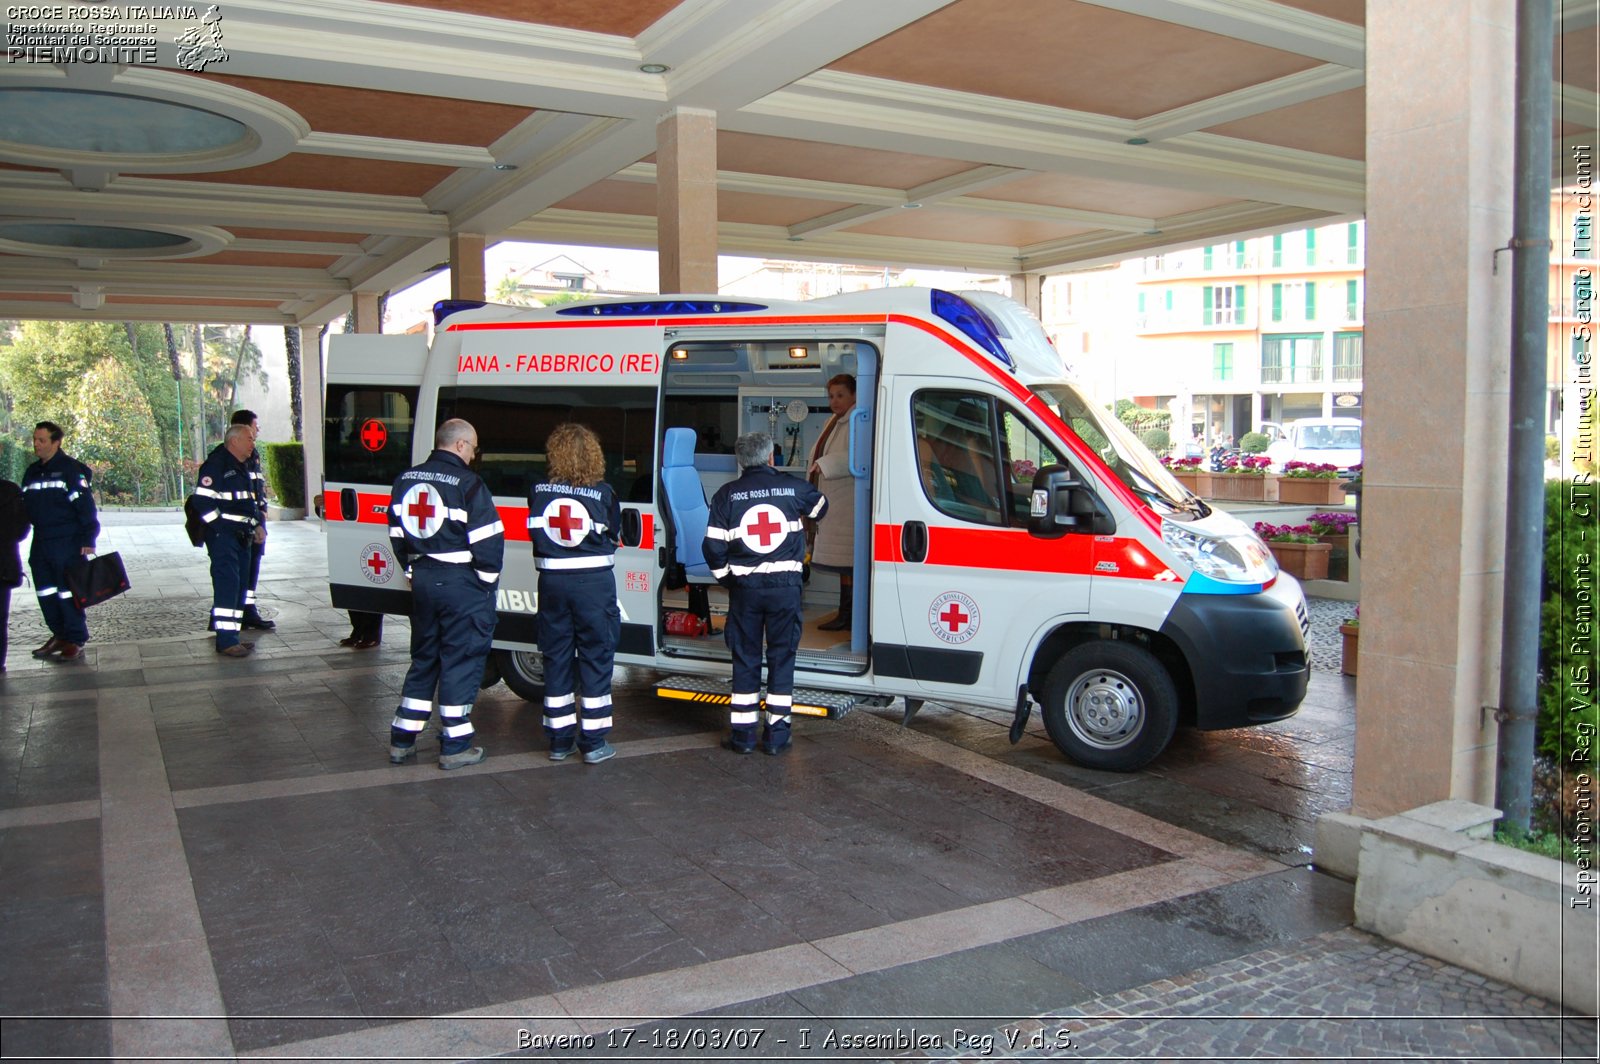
386, 419, 503, 770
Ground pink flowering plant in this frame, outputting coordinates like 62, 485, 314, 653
1307, 511, 1358, 535
1282, 460, 1341, 479
1159, 455, 1204, 469
1253, 521, 1320, 544
1217, 453, 1273, 476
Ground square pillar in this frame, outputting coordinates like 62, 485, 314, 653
657, 108, 718, 294
351, 291, 382, 334
1355, 0, 1515, 815
298, 324, 324, 516
1010, 273, 1043, 318
450, 233, 486, 302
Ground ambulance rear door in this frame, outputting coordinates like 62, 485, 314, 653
433, 320, 666, 663
323, 332, 429, 618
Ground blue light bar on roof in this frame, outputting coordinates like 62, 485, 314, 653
433, 299, 486, 324
930, 289, 1014, 371
555, 299, 768, 316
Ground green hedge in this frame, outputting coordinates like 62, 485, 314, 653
261, 442, 305, 509
0, 436, 29, 483
1540, 479, 1600, 760
1239, 431, 1270, 454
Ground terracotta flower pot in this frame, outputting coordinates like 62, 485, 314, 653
1269, 539, 1331, 580
1339, 622, 1360, 676
1207, 472, 1271, 501
1277, 477, 1348, 506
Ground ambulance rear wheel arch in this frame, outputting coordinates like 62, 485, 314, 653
1038, 640, 1178, 772
495, 648, 545, 703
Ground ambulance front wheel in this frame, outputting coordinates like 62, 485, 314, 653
1040, 642, 1178, 772
495, 649, 545, 703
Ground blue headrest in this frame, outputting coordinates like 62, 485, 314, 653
663, 427, 696, 468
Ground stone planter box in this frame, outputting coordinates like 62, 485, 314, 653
1269, 539, 1330, 580
1277, 476, 1348, 506
267, 505, 306, 522
1206, 472, 1272, 501
1339, 622, 1359, 676
1169, 469, 1212, 496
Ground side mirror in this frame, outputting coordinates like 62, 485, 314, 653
1028, 465, 1114, 538
620, 508, 642, 548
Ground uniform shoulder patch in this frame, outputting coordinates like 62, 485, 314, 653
200, 475, 213, 486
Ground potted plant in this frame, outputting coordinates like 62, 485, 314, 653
1159, 454, 1211, 496
1253, 521, 1332, 580
1209, 453, 1274, 501
1307, 510, 1358, 581
1277, 461, 1348, 505
1339, 608, 1359, 676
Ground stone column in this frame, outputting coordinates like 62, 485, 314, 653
450, 232, 486, 301
1355, 0, 1514, 815
351, 291, 381, 334
1010, 273, 1043, 318
657, 107, 718, 294
298, 324, 324, 516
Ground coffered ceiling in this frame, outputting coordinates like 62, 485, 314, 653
0, 0, 1592, 325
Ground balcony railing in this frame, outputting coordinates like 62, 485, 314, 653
1260, 363, 1326, 385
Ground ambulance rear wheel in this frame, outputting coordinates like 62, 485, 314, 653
1040, 641, 1177, 772
495, 649, 545, 703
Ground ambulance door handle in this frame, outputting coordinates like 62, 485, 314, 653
620, 509, 642, 548
339, 487, 356, 522
901, 520, 928, 563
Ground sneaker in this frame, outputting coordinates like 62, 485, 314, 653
389, 744, 417, 765
548, 746, 576, 762
216, 643, 253, 658
31, 638, 61, 659
760, 742, 792, 757
52, 643, 83, 662
242, 614, 276, 630
582, 742, 616, 765
438, 747, 486, 771
720, 737, 754, 755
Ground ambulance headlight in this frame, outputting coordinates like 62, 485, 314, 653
1161, 520, 1277, 584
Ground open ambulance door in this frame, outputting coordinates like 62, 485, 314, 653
323, 332, 429, 620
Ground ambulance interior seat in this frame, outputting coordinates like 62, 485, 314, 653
660, 427, 717, 632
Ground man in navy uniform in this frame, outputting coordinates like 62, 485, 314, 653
21, 421, 98, 662
194, 424, 261, 657
387, 418, 503, 770
703, 432, 827, 755
231, 409, 275, 631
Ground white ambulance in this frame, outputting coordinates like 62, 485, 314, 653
324, 288, 1309, 771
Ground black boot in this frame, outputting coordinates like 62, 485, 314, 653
818, 586, 852, 631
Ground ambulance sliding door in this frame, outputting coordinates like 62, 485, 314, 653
324, 333, 428, 618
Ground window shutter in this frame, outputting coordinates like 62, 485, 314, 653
1271, 283, 1283, 322
1272, 234, 1283, 268
1203, 286, 1214, 325
1305, 228, 1317, 266
1305, 283, 1316, 320
1235, 285, 1245, 319
1203, 245, 1214, 269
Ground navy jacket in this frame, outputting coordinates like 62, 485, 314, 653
704, 464, 826, 589
0, 479, 28, 587
388, 449, 504, 585
22, 450, 98, 550
528, 480, 620, 571
246, 447, 267, 523
194, 443, 259, 535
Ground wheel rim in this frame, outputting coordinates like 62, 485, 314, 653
506, 650, 543, 683
1063, 667, 1144, 750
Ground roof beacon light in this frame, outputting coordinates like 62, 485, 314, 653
930, 289, 1014, 371
556, 299, 768, 317
433, 298, 487, 325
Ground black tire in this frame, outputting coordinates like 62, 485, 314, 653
495, 648, 545, 703
1039, 640, 1178, 772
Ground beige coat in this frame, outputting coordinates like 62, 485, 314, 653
810, 412, 857, 569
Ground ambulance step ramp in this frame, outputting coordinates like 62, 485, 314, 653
655, 675, 858, 719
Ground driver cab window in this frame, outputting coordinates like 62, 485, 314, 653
999, 406, 1071, 525
912, 391, 1005, 525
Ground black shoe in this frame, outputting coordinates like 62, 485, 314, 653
817, 610, 851, 632
242, 614, 276, 630
760, 742, 792, 757
720, 737, 754, 755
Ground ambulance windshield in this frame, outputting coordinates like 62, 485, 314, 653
1028, 383, 1206, 516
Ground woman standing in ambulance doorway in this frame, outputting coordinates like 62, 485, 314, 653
808, 373, 860, 631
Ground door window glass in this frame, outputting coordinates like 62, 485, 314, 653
324, 385, 418, 485
912, 391, 1004, 526
999, 405, 1071, 525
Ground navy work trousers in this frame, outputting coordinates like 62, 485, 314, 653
206, 528, 252, 649
29, 538, 88, 646
391, 565, 496, 756
724, 583, 802, 752
537, 568, 619, 753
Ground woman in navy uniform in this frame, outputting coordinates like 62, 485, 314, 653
387, 418, 503, 770
703, 432, 827, 755
528, 423, 621, 765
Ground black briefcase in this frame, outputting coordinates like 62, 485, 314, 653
67, 551, 131, 609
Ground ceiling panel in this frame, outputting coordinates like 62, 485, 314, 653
158, 155, 454, 197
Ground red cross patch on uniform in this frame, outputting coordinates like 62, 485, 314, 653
540, 497, 591, 547
737, 503, 789, 554
397, 483, 444, 540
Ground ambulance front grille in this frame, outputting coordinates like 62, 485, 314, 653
655, 674, 857, 719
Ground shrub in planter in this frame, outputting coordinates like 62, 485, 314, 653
261, 442, 305, 509
1239, 431, 1270, 454
1139, 427, 1171, 455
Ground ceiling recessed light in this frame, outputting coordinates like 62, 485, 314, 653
1143, 228, 1162, 236
493, 163, 518, 171
902, 202, 922, 209
428, 209, 448, 216
1126, 136, 1150, 145
639, 63, 670, 74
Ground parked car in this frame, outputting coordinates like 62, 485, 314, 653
1265, 416, 1362, 473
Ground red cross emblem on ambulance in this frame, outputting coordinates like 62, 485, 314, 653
928, 591, 981, 645
397, 483, 444, 539
540, 498, 591, 547
360, 543, 395, 584
738, 504, 789, 554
